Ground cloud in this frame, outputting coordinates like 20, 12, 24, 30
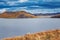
0, 0, 60, 8
0, 8, 7, 13
19, 0, 28, 3
6, 7, 27, 12
6, 1, 18, 6
0, 2, 7, 6
0, 0, 19, 6
0, 0, 60, 14
0, 7, 60, 14
0, 0, 29, 6
39, 0, 60, 2
28, 6, 40, 7
18, 7, 60, 13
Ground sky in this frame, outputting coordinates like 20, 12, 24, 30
0, 0, 60, 14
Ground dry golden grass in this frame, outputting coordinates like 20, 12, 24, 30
3, 29, 60, 40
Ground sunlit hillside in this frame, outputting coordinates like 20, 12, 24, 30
0, 11, 37, 18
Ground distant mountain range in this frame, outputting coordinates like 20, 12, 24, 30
0, 11, 60, 18
33, 13, 60, 18
32, 13, 60, 16
51, 14, 60, 18
0, 11, 37, 18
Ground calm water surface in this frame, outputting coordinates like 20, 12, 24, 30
0, 18, 60, 39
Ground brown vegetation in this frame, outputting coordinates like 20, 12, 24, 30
0, 11, 37, 18
3, 29, 60, 40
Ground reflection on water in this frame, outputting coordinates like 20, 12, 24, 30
0, 18, 60, 38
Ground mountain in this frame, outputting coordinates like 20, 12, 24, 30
33, 13, 60, 16
51, 14, 60, 18
3, 30, 60, 40
0, 11, 37, 18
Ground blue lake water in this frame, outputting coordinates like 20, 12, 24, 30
0, 18, 60, 39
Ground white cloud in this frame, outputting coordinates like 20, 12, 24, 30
6, 7, 27, 12
6, 1, 17, 6
0, 1, 17, 6
6, 0, 29, 6
24, 8, 60, 14
0, 8, 7, 13
29, 6, 40, 7
0, 7, 60, 14
42, 0, 60, 2
19, 0, 28, 3
6, 1, 23, 6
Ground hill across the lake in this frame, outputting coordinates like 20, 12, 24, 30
0, 11, 37, 18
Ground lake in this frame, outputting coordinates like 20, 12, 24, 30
0, 18, 60, 39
